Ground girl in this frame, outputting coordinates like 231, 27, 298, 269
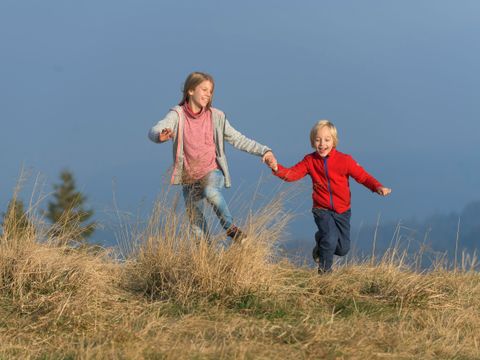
268, 120, 391, 272
148, 72, 276, 243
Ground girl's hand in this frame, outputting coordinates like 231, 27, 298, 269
262, 151, 278, 172
262, 151, 276, 164
376, 187, 392, 196
159, 128, 173, 142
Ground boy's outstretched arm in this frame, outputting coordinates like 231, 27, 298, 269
376, 187, 392, 196
272, 157, 309, 182
346, 155, 387, 193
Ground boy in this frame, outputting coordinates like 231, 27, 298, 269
267, 120, 391, 273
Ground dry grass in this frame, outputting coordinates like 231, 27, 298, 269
1, 191, 479, 359
124, 193, 289, 308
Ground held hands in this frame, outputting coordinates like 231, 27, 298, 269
376, 187, 392, 196
262, 151, 278, 172
159, 128, 174, 142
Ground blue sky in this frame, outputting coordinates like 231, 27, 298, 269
1, 1, 479, 245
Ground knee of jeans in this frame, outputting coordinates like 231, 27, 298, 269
335, 247, 350, 256
204, 187, 222, 202
318, 236, 338, 251
205, 170, 225, 188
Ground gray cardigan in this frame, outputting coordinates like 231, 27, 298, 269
148, 106, 271, 187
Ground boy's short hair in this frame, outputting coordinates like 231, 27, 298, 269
310, 120, 338, 148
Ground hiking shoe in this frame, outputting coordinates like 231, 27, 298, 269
226, 226, 248, 245
318, 266, 332, 275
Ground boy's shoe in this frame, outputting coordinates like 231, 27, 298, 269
226, 225, 248, 245
317, 266, 332, 275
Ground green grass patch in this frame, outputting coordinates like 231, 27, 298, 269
330, 297, 398, 320
231, 293, 291, 320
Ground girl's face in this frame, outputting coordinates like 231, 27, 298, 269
314, 126, 335, 157
188, 80, 213, 112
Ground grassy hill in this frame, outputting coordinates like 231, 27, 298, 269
1, 198, 479, 359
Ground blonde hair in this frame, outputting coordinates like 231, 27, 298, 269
310, 120, 338, 148
179, 72, 215, 109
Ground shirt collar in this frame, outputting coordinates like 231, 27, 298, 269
314, 147, 337, 159
183, 102, 206, 119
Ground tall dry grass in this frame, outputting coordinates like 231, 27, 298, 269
124, 192, 291, 307
0, 194, 130, 358
0, 184, 479, 359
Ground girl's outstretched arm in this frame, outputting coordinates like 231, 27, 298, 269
148, 110, 179, 143
223, 118, 271, 156
263, 151, 278, 171
159, 128, 174, 142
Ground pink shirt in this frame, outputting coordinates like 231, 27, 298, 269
182, 103, 218, 182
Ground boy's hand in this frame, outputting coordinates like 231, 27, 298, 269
159, 128, 173, 142
262, 151, 278, 172
267, 161, 278, 172
376, 187, 392, 196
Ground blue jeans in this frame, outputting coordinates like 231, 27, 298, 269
312, 208, 351, 272
182, 169, 234, 238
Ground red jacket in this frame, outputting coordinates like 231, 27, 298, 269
274, 149, 382, 214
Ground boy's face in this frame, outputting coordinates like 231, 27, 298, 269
188, 80, 213, 111
314, 126, 334, 158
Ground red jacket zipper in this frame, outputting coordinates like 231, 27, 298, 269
323, 156, 335, 211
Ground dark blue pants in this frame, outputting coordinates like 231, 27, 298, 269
312, 208, 351, 272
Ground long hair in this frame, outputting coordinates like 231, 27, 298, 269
179, 72, 215, 109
